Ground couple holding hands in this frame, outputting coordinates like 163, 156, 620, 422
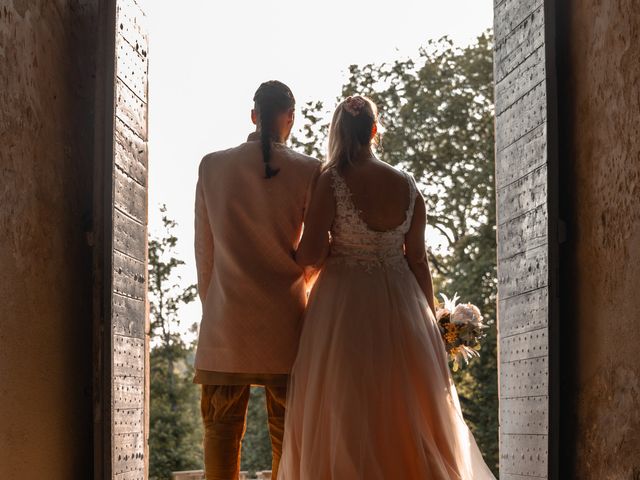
192, 80, 495, 480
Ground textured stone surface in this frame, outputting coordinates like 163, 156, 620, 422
0, 1, 98, 478
564, 0, 640, 478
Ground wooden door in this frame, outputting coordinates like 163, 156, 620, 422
494, 0, 559, 478
93, 0, 149, 478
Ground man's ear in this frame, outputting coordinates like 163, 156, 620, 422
251, 109, 258, 126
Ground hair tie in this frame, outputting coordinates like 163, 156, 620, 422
343, 96, 367, 116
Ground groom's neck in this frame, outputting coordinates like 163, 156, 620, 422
253, 128, 286, 144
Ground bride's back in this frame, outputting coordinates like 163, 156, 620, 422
339, 159, 412, 233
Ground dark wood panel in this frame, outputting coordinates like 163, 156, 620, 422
494, 4, 545, 84
498, 287, 548, 338
499, 356, 548, 399
495, 0, 557, 478
113, 250, 146, 300
114, 208, 145, 262
115, 117, 147, 186
497, 164, 547, 226
113, 292, 145, 338
497, 203, 547, 260
114, 166, 147, 224
500, 396, 548, 435
494, 0, 544, 42
496, 80, 547, 152
497, 244, 548, 300
495, 123, 546, 189
97, 0, 148, 478
495, 44, 545, 116
116, 78, 147, 141
499, 433, 548, 477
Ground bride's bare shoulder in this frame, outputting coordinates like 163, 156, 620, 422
315, 168, 335, 194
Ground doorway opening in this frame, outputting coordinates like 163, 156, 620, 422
144, 1, 496, 479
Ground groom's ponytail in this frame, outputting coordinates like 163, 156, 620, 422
253, 81, 296, 179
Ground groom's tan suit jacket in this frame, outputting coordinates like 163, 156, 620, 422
193, 132, 321, 381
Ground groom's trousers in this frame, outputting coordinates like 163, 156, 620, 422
199, 381, 287, 480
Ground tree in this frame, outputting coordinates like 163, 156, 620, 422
291, 32, 498, 474
148, 206, 202, 479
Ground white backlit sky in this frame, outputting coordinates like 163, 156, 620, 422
146, 0, 493, 341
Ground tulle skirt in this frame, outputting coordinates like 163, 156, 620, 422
278, 257, 496, 480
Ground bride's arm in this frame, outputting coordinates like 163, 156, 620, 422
296, 170, 335, 268
404, 195, 437, 317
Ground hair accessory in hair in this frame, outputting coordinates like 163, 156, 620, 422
343, 96, 367, 117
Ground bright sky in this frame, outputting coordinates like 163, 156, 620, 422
146, 0, 493, 342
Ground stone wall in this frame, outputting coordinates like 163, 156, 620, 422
0, 1, 98, 477
559, 0, 640, 478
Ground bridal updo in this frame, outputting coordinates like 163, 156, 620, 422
325, 95, 378, 172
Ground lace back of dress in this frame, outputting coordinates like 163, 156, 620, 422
328, 167, 418, 273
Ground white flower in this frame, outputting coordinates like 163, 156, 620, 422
440, 292, 460, 312
451, 303, 476, 325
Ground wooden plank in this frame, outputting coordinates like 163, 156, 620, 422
114, 375, 145, 409
496, 164, 547, 226
494, 4, 545, 84
116, 78, 147, 140
499, 327, 548, 363
113, 334, 145, 378
497, 203, 547, 260
500, 396, 548, 435
495, 44, 545, 115
497, 244, 548, 300
498, 287, 548, 338
114, 471, 145, 480
496, 80, 546, 152
495, 123, 547, 189
116, 0, 148, 57
499, 433, 548, 477
115, 117, 147, 186
494, 0, 544, 42
114, 431, 145, 475
113, 292, 145, 338
499, 355, 548, 399
114, 208, 145, 261
114, 165, 147, 224
113, 407, 145, 435
113, 250, 146, 300
116, 32, 147, 104
99, 1, 148, 479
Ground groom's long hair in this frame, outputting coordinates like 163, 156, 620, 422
325, 95, 378, 172
253, 81, 296, 179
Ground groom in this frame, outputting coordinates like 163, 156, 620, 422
192, 80, 321, 479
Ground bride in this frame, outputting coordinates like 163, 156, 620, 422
277, 95, 496, 479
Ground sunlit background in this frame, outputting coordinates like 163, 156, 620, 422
147, 0, 493, 342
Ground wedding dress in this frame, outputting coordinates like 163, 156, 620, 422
278, 167, 496, 479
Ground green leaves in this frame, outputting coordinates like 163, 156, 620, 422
148, 206, 202, 479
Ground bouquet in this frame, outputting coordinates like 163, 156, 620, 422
435, 293, 488, 371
